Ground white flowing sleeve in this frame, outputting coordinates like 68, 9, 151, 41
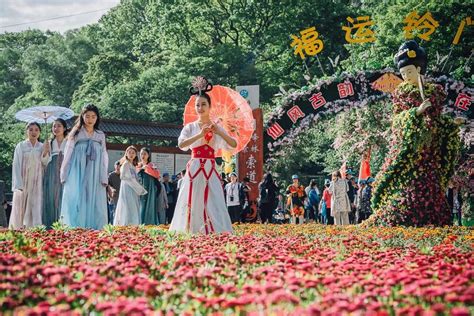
60, 136, 77, 183
41, 155, 51, 166
121, 162, 147, 196
12, 143, 23, 191
100, 132, 109, 185
178, 124, 193, 151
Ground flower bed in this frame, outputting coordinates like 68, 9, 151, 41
1, 224, 473, 315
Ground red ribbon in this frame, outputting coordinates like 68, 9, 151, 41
186, 145, 219, 234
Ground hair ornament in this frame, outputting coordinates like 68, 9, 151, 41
189, 76, 213, 95
407, 50, 416, 58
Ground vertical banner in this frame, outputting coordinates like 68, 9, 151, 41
238, 108, 264, 221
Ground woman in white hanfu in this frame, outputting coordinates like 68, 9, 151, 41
329, 170, 351, 225
113, 146, 147, 226
170, 80, 237, 234
10, 122, 44, 229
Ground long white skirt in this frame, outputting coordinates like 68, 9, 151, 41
170, 157, 233, 234
113, 181, 141, 226
10, 151, 43, 229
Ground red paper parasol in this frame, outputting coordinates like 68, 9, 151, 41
184, 84, 255, 157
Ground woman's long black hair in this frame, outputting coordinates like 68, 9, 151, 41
262, 172, 278, 191
25, 121, 41, 142
74, 104, 101, 136
50, 118, 68, 147
140, 147, 151, 164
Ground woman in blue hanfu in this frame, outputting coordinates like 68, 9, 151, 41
9, 122, 44, 229
113, 146, 147, 226
170, 77, 236, 234
60, 104, 108, 229
41, 118, 68, 228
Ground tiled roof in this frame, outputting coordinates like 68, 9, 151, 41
101, 119, 182, 140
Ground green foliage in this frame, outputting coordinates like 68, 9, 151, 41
0, 30, 48, 113
270, 115, 338, 187
51, 221, 71, 231
18, 31, 97, 109
340, 1, 473, 76
71, 53, 138, 112
0, 123, 25, 188
332, 101, 393, 175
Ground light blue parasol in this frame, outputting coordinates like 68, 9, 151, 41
15, 105, 74, 124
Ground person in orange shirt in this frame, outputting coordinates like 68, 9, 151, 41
286, 175, 306, 224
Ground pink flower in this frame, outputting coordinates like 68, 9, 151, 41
451, 307, 471, 316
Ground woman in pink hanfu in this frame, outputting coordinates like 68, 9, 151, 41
170, 80, 237, 234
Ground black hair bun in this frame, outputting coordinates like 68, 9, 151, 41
189, 76, 213, 95
394, 40, 427, 74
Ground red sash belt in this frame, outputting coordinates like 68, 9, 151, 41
186, 145, 219, 234
192, 145, 215, 159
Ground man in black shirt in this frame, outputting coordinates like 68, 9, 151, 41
345, 169, 356, 224
0, 181, 7, 228
107, 161, 121, 224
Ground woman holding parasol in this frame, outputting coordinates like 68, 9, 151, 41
170, 77, 254, 234
41, 118, 68, 228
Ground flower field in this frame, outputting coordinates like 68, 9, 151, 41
1, 224, 473, 315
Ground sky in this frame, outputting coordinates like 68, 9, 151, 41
0, 0, 121, 33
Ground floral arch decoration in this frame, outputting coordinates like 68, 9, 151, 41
264, 69, 473, 161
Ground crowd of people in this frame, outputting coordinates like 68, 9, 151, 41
251, 169, 464, 226
3, 84, 241, 233
253, 170, 376, 226
106, 148, 184, 226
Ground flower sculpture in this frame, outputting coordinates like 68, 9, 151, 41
370, 41, 461, 226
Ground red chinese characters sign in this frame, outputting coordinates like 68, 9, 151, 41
239, 108, 263, 221
264, 70, 473, 155
455, 93, 472, 111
